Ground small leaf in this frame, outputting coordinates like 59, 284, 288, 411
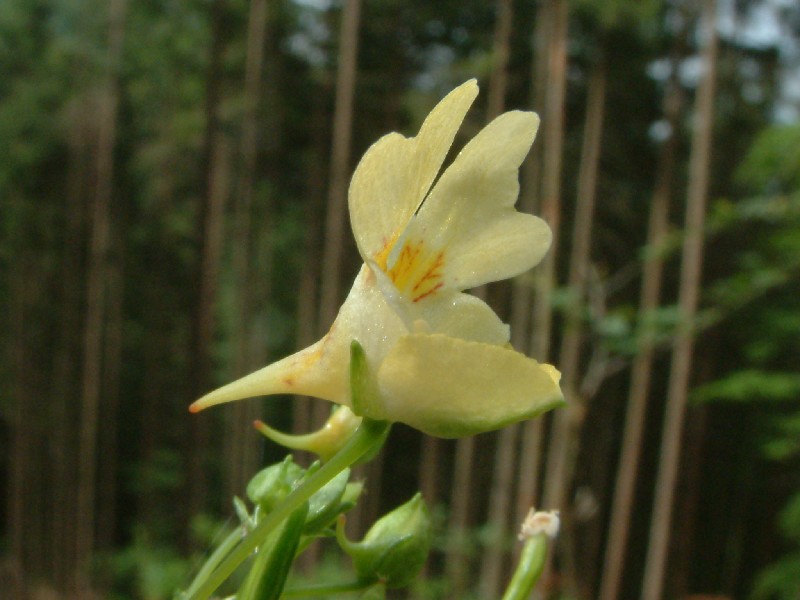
692, 370, 800, 404
304, 468, 351, 534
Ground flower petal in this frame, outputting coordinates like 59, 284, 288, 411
418, 292, 510, 345
349, 80, 479, 263
404, 110, 551, 291
377, 333, 564, 437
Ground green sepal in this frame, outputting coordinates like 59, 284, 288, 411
246, 456, 305, 513
233, 495, 252, 527
354, 426, 390, 465
340, 481, 365, 510
349, 340, 375, 417
338, 493, 431, 589
349, 340, 391, 461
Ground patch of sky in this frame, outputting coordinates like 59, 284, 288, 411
718, 0, 800, 122
648, 119, 673, 144
285, 0, 331, 68
412, 43, 456, 93
649, 0, 799, 122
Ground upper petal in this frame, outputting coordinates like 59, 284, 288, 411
377, 333, 564, 438
349, 80, 479, 263
418, 291, 510, 345
402, 110, 551, 291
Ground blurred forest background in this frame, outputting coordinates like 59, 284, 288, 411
2, 0, 800, 598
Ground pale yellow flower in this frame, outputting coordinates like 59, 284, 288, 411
191, 80, 563, 437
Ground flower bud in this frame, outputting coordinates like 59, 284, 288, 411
253, 405, 362, 461
337, 493, 431, 588
246, 456, 304, 512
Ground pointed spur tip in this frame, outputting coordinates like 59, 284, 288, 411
188, 391, 223, 413
188, 399, 205, 413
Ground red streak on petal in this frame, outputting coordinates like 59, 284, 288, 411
412, 251, 444, 292
413, 282, 444, 302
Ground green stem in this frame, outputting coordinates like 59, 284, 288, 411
282, 580, 372, 597
500, 534, 548, 600
184, 526, 241, 597
184, 418, 390, 600
239, 502, 309, 600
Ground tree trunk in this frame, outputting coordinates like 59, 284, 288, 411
50, 113, 90, 592
544, 52, 607, 597
315, 0, 361, 357
485, 0, 513, 122
415, 435, 440, 591
293, 93, 330, 574
188, 129, 230, 522
187, 0, 229, 533
226, 0, 270, 501
515, 0, 553, 531
95, 221, 125, 561
532, 0, 568, 593
671, 401, 709, 598
6, 237, 35, 596
479, 0, 519, 595
75, 0, 127, 589
529, 0, 567, 365
293, 89, 329, 440
418, 436, 441, 507
444, 436, 476, 596
316, 0, 364, 537
598, 31, 687, 600
534, 0, 568, 412
641, 0, 718, 596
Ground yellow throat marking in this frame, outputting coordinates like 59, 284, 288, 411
376, 238, 445, 303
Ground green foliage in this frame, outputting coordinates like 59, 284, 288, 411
572, 0, 660, 31
105, 530, 192, 600
693, 370, 800, 404
751, 551, 800, 600
761, 412, 800, 461
737, 124, 800, 192
284, 554, 362, 600
697, 122, 800, 599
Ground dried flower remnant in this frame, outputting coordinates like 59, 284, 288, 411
518, 508, 561, 541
